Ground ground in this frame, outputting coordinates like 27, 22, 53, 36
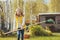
0, 33, 60, 40
0, 36, 60, 40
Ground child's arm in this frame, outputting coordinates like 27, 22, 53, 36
21, 17, 25, 29
22, 17, 25, 26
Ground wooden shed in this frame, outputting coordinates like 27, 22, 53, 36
38, 13, 60, 32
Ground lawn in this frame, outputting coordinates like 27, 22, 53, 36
0, 33, 60, 40
0, 36, 60, 40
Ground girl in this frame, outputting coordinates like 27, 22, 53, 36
15, 8, 25, 40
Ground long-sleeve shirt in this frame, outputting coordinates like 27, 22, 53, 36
15, 15, 25, 29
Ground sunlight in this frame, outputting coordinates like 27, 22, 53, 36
0, 0, 6, 1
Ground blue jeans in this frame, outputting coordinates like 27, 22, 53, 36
17, 29, 24, 40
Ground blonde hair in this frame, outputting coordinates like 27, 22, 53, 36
16, 8, 24, 16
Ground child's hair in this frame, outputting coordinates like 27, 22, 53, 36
15, 8, 24, 16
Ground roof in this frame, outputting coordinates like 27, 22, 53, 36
38, 13, 60, 16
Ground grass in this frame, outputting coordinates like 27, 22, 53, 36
26, 35, 60, 40
0, 33, 60, 40
0, 36, 60, 40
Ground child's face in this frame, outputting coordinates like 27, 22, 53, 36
16, 10, 21, 15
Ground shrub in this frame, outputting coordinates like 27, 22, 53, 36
29, 25, 52, 36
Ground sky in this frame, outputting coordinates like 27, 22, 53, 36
44, 0, 51, 4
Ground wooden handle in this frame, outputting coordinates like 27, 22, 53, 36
4, 29, 21, 35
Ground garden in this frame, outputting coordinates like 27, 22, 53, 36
0, 24, 60, 40
0, 0, 60, 40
